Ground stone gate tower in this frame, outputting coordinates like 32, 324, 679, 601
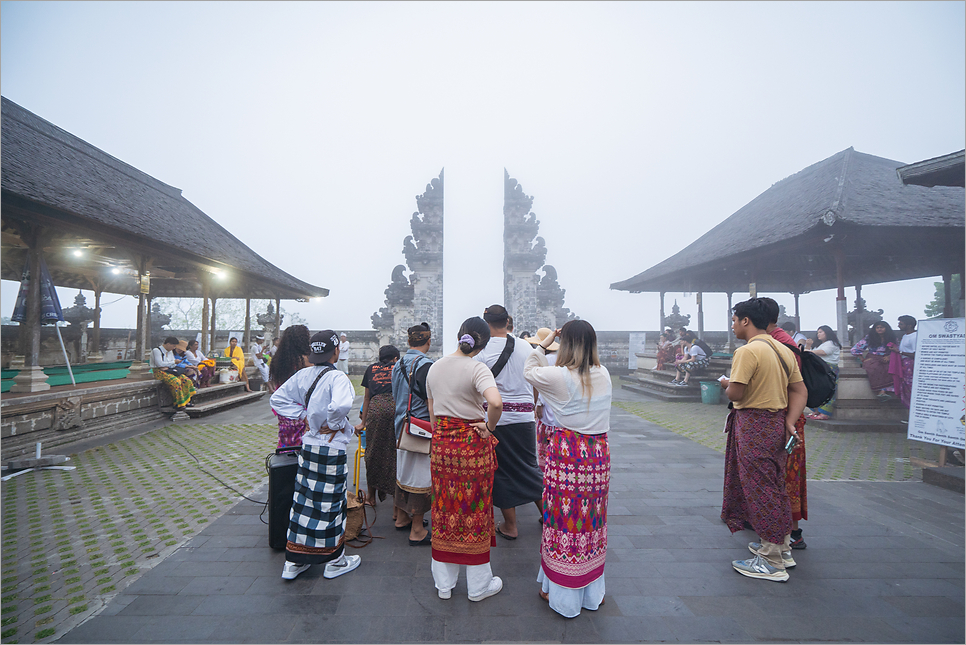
504, 170, 574, 334
371, 170, 444, 357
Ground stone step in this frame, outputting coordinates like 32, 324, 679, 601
620, 375, 703, 402
190, 381, 250, 403
804, 418, 908, 433
184, 391, 266, 418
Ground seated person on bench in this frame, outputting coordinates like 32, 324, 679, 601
151, 336, 197, 410
671, 332, 711, 386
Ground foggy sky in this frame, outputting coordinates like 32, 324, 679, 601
2, 1, 963, 351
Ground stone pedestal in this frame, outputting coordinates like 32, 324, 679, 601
833, 366, 906, 422
86, 352, 104, 364
10, 365, 50, 392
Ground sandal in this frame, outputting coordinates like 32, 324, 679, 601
495, 525, 517, 540
808, 413, 830, 420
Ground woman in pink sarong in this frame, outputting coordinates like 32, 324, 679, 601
269, 325, 312, 450
850, 322, 898, 401
889, 316, 918, 408
524, 320, 612, 619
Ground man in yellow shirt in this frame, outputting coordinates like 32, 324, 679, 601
720, 298, 807, 582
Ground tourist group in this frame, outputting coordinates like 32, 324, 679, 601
254, 297, 918, 617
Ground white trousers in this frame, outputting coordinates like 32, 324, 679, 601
432, 559, 494, 597
337, 359, 349, 374
256, 362, 269, 382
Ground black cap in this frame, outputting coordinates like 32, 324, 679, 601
309, 330, 339, 364
483, 304, 509, 324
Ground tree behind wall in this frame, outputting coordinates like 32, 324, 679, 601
155, 298, 306, 331
923, 275, 961, 318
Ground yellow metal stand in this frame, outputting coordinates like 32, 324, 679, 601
352, 430, 366, 495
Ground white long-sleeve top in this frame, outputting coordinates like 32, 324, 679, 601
185, 349, 207, 366
269, 365, 355, 450
523, 348, 612, 435
150, 345, 176, 369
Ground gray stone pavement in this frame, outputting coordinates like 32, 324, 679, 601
49, 387, 964, 644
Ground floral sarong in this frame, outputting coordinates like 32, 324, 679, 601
785, 415, 807, 522
431, 416, 497, 565
286, 444, 347, 565
152, 368, 195, 408
889, 353, 914, 409
275, 412, 307, 450
721, 408, 792, 545
541, 427, 610, 590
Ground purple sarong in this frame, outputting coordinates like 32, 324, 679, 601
721, 408, 792, 544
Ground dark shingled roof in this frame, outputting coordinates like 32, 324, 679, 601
1, 96, 328, 300
896, 150, 965, 188
611, 147, 965, 294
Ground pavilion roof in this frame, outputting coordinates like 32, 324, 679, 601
0, 96, 328, 300
610, 147, 965, 294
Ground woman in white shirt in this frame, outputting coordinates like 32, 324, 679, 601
523, 320, 612, 619
426, 317, 504, 603
184, 339, 214, 388
894, 315, 918, 409
804, 325, 841, 420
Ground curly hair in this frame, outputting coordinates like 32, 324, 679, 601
269, 325, 312, 389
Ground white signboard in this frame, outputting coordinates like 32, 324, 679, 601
907, 318, 966, 450
628, 332, 648, 370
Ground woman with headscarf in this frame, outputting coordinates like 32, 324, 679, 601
524, 320, 612, 618
426, 317, 504, 602
354, 345, 400, 504
269, 325, 312, 450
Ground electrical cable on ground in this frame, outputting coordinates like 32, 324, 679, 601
163, 429, 271, 524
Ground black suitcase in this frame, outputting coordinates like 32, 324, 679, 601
268, 451, 299, 550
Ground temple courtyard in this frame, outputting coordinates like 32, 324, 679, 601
1, 382, 962, 644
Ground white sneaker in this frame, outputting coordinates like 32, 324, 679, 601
323, 554, 361, 579
732, 555, 789, 582
281, 561, 310, 580
438, 588, 452, 599
469, 576, 503, 602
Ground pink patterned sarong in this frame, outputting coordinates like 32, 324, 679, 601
541, 427, 609, 590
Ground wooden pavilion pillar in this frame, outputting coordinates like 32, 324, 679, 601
793, 292, 801, 332
129, 257, 150, 375
726, 292, 735, 354
89, 286, 103, 363
145, 295, 153, 357
833, 249, 849, 367
243, 298, 251, 352
209, 296, 218, 353
942, 272, 954, 318
201, 280, 210, 354
696, 292, 704, 339
659, 291, 666, 330
11, 224, 51, 392
274, 297, 281, 334
854, 284, 865, 342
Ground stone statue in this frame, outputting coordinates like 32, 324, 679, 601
665, 300, 691, 330
257, 301, 283, 342
848, 296, 883, 344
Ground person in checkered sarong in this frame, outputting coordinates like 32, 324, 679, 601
270, 329, 362, 581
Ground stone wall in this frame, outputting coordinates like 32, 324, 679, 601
1, 380, 167, 462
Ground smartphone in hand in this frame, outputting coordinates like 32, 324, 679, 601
784, 434, 798, 454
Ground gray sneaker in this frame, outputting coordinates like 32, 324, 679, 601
732, 554, 789, 582
747, 542, 796, 568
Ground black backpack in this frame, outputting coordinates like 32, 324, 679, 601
694, 338, 713, 358
782, 343, 837, 409
752, 338, 837, 409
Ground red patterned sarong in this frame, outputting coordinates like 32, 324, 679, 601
431, 416, 497, 565
535, 419, 557, 474
721, 408, 792, 544
541, 427, 609, 590
785, 415, 807, 522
